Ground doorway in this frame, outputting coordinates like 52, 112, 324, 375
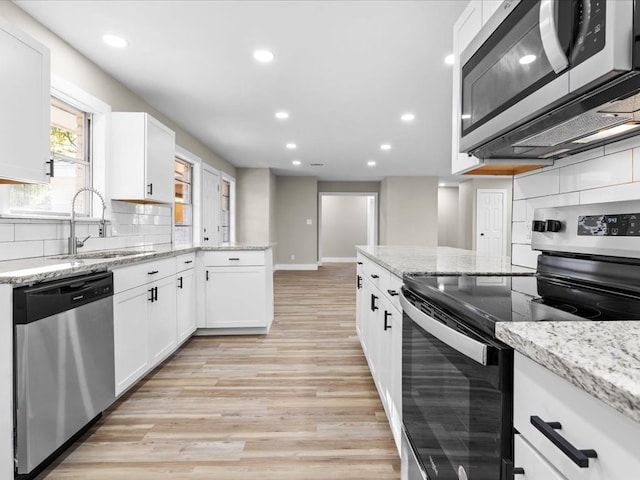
476, 189, 506, 256
318, 193, 378, 263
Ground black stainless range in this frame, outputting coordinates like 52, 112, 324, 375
400, 200, 640, 480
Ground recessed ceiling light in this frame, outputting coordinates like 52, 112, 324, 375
253, 49, 274, 63
401, 113, 415, 122
102, 34, 127, 48
380, 144, 391, 151
519, 54, 536, 65
439, 183, 445, 187
367, 161, 376, 167
275, 111, 289, 120
292, 160, 301, 166
461, 114, 471, 120
444, 53, 454, 65
286, 143, 297, 150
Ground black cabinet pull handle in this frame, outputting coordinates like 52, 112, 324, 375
387, 289, 399, 296
501, 459, 525, 477
177, 276, 183, 289
184, 260, 193, 264
530, 416, 597, 467
154, 286, 158, 302
371, 274, 379, 279
204, 236, 209, 241
357, 275, 362, 289
148, 287, 154, 302
357, 261, 363, 265
384, 311, 392, 330
147, 270, 159, 275
228, 257, 240, 261
370, 294, 379, 312
147, 183, 153, 195
46, 159, 55, 177
206, 270, 209, 281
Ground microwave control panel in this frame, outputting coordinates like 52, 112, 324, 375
577, 213, 639, 236
571, 0, 606, 67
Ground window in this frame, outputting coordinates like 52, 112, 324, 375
221, 178, 231, 243
174, 157, 193, 245
10, 97, 91, 215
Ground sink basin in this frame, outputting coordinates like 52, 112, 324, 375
50, 250, 155, 260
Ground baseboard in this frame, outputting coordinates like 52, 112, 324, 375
274, 263, 318, 271
321, 257, 356, 263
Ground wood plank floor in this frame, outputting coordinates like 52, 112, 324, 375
36, 263, 401, 479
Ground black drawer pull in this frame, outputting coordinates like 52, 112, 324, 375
356, 275, 362, 289
147, 183, 153, 195
357, 261, 363, 265
371, 274, 379, 279
370, 294, 379, 312
501, 459, 525, 477
147, 270, 159, 275
530, 416, 597, 468
384, 311, 392, 331
387, 289, 399, 296
228, 257, 240, 261
184, 260, 193, 264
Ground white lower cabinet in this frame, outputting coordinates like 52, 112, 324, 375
176, 253, 196, 343
112, 258, 177, 396
356, 252, 403, 453
513, 352, 640, 480
202, 248, 274, 331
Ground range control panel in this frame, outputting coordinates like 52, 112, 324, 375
578, 213, 640, 236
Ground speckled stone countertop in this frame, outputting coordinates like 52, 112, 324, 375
0, 243, 273, 285
355, 245, 536, 277
496, 322, 640, 424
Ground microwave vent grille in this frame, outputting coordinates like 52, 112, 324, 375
513, 114, 631, 148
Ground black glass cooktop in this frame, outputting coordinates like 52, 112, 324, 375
403, 273, 640, 338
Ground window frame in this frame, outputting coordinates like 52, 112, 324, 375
221, 173, 236, 243
174, 145, 202, 245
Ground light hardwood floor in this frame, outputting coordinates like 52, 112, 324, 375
36, 263, 401, 479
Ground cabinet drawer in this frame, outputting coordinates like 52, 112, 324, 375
112, 256, 177, 293
514, 353, 640, 480
514, 434, 567, 480
363, 259, 390, 293
204, 250, 265, 266
387, 274, 402, 311
175, 252, 196, 272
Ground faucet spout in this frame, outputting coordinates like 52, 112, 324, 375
69, 187, 107, 255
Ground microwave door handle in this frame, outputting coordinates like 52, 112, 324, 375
400, 291, 488, 366
539, 0, 569, 74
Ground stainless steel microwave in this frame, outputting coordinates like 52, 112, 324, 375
459, 0, 640, 161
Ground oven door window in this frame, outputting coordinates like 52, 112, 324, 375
461, 0, 573, 136
402, 314, 509, 480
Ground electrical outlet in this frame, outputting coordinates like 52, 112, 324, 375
290, 254, 295, 260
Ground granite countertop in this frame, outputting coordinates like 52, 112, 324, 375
496, 322, 640, 424
0, 243, 273, 285
355, 245, 536, 277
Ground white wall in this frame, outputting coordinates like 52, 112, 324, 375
320, 195, 368, 260
437, 187, 459, 247
511, 137, 640, 268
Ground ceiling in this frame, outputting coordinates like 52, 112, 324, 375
15, 0, 467, 182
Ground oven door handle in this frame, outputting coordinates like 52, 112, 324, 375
400, 292, 488, 366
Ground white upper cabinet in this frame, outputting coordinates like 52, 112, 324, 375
0, 20, 50, 184
110, 112, 175, 203
451, 1, 482, 175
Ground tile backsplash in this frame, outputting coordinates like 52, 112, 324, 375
0, 200, 172, 262
512, 137, 640, 268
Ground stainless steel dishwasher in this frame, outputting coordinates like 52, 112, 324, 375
13, 271, 115, 477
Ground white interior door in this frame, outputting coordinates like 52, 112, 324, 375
476, 189, 505, 256
202, 167, 220, 245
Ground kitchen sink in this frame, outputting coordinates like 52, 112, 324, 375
50, 250, 155, 260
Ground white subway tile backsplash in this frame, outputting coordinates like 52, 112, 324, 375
551, 146, 605, 169
579, 181, 640, 205
0, 224, 14, 242
0, 241, 44, 261
43, 238, 67, 257
514, 169, 559, 200
15, 223, 65, 241
512, 200, 527, 222
559, 150, 632, 193
511, 222, 531, 245
524, 192, 580, 221
604, 135, 640, 155
511, 244, 539, 269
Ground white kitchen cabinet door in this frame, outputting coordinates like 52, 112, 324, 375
514, 434, 567, 480
110, 112, 175, 203
0, 20, 50, 184
176, 267, 196, 343
113, 285, 149, 396
205, 266, 267, 328
148, 275, 177, 365
451, 1, 482, 175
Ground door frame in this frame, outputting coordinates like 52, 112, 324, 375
475, 188, 507, 256
201, 164, 220, 245
317, 192, 378, 265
